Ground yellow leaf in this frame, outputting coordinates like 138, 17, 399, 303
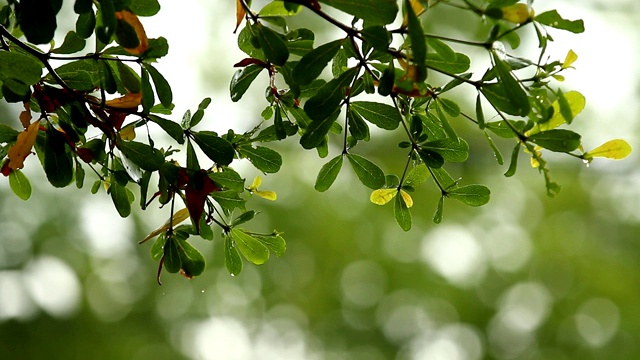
400, 189, 414, 208
562, 49, 578, 69
402, 0, 426, 28
19, 102, 32, 128
116, 10, 149, 55
139, 207, 191, 244
255, 190, 277, 201
527, 91, 585, 136
250, 175, 262, 189
584, 139, 632, 160
501, 4, 534, 25
370, 188, 397, 205
120, 124, 136, 141
7, 121, 40, 170
105, 92, 142, 109
552, 74, 565, 82
235, 0, 246, 33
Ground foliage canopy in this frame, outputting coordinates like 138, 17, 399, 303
0, 0, 631, 282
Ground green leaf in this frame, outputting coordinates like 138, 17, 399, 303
315, 155, 344, 192
0, 51, 43, 89
115, 61, 141, 93
422, 138, 469, 162
210, 169, 245, 192
191, 131, 235, 166
484, 131, 504, 165
74, 0, 92, 14
150, 234, 166, 261
148, 115, 184, 144
405, 0, 426, 82
361, 26, 391, 51
447, 185, 490, 206
475, 93, 485, 129
535, 10, 585, 33
232, 211, 256, 227
129, 0, 161, 16
239, 145, 282, 173
434, 103, 458, 141
256, 23, 289, 66
117, 140, 164, 171
224, 235, 243, 276
44, 129, 74, 188
76, 11, 96, 38
528, 129, 581, 152
17, 0, 60, 44
231, 228, 270, 265
299, 113, 336, 149
426, 52, 470, 74
438, 98, 460, 117
492, 56, 530, 117
230, 64, 264, 102
417, 148, 444, 168
259, 1, 302, 16
431, 167, 456, 189
350, 101, 401, 130
211, 190, 246, 212
426, 38, 456, 61
109, 182, 132, 217
347, 109, 370, 140
304, 67, 358, 121
347, 153, 385, 189
293, 39, 343, 86
394, 193, 412, 231
485, 120, 527, 138
481, 83, 526, 117
504, 142, 520, 177
52, 31, 86, 54
189, 98, 211, 128
255, 235, 286, 257
96, 0, 117, 44
433, 196, 444, 224
319, 0, 398, 25
9, 169, 32, 200
0, 124, 20, 142
143, 37, 169, 59
163, 237, 181, 273
404, 164, 430, 188
141, 67, 154, 112
177, 240, 205, 277
144, 63, 172, 107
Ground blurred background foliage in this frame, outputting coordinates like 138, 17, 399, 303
1, 1, 639, 359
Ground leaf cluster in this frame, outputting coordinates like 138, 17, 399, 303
0, 0, 631, 281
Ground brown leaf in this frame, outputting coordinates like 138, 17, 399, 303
105, 92, 142, 109
235, 0, 246, 33
116, 10, 149, 55
8, 121, 40, 170
19, 102, 32, 128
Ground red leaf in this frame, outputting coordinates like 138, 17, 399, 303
184, 170, 219, 234
234, 58, 267, 68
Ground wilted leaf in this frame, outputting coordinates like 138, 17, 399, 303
7, 121, 40, 170
105, 92, 142, 109
115, 10, 149, 55
140, 207, 191, 244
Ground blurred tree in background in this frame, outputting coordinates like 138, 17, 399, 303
1, 0, 639, 359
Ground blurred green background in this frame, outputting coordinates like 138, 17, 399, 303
1, 1, 639, 359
